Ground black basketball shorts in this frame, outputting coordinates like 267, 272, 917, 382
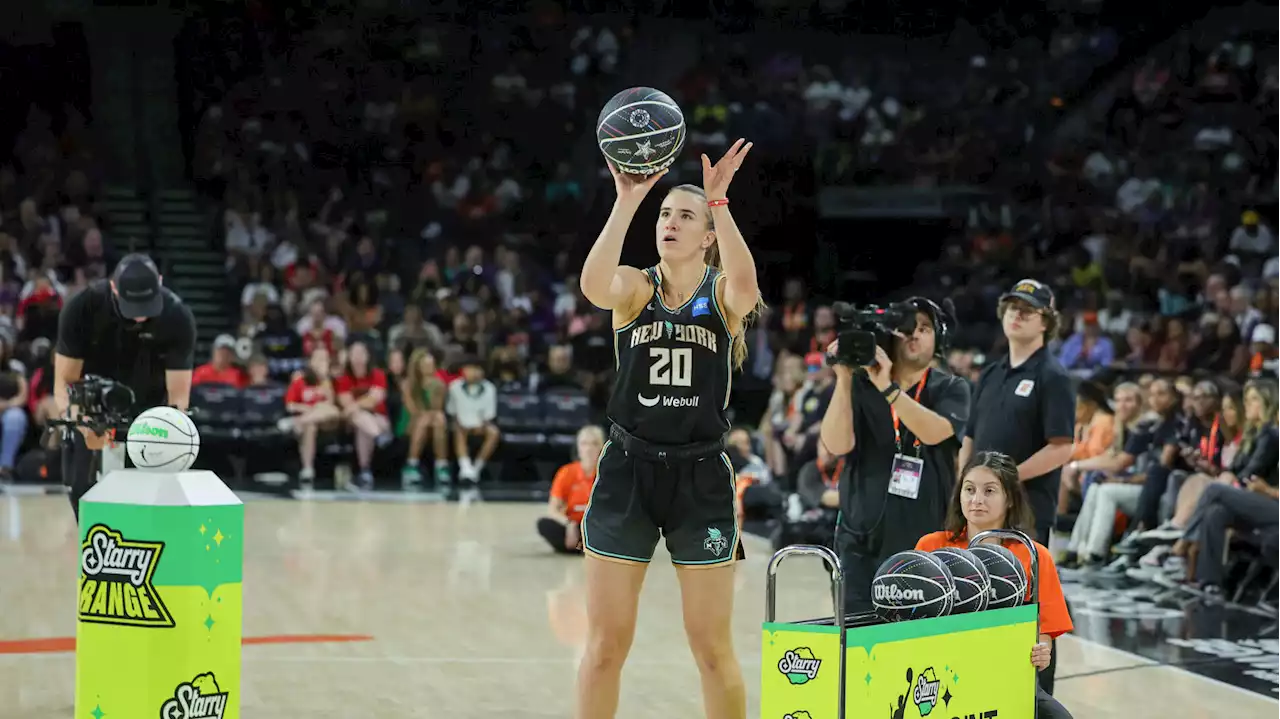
581, 439, 745, 567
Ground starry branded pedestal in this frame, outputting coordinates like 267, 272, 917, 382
75, 470, 243, 719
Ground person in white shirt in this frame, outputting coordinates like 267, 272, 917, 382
446, 357, 500, 483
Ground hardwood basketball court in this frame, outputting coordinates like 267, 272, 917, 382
0, 493, 1275, 718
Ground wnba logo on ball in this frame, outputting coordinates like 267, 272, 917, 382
160, 672, 229, 719
873, 584, 926, 603
78, 524, 174, 628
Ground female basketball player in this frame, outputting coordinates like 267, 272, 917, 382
576, 139, 762, 719
915, 451, 1074, 719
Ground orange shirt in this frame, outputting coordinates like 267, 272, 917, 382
550, 462, 596, 523
915, 530, 1073, 638
1072, 413, 1115, 461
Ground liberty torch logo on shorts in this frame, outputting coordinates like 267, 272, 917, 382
78, 523, 174, 628
161, 672, 229, 719
703, 527, 728, 556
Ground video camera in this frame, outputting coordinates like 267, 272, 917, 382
48, 375, 137, 436
828, 302, 919, 368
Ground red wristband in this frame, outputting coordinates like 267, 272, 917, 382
707, 198, 729, 207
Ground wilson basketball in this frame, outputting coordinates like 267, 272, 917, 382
871, 550, 955, 622
969, 543, 1028, 609
596, 87, 686, 175
931, 547, 991, 614
126, 406, 201, 472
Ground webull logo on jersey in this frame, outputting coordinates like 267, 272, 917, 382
874, 583, 926, 603
637, 393, 701, 408
160, 672, 229, 719
777, 648, 822, 685
78, 523, 174, 628
627, 320, 719, 353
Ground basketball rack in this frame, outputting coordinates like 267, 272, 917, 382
762, 530, 1042, 719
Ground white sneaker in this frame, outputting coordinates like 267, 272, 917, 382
1139, 545, 1171, 567
1137, 522, 1183, 542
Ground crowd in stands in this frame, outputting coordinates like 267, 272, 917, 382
0, 76, 110, 483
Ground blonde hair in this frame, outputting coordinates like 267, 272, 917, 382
1241, 380, 1279, 455
1111, 381, 1144, 452
405, 347, 441, 403
667, 183, 766, 370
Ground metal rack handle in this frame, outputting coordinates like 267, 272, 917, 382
968, 528, 1042, 637
765, 544, 845, 628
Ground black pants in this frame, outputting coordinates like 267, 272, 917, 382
63, 431, 99, 521
1040, 636, 1057, 695
1184, 483, 1280, 585
1025, 477, 1058, 546
1036, 684, 1072, 718
1136, 464, 1172, 529
835, 525, 895, 616
537, 517, 583, 554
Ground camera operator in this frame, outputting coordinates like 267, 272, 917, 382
54, 254, 197, 518
818, 298, 971, 615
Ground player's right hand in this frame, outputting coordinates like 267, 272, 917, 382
608, 161, 668, 204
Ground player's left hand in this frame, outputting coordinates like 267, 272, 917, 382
702, 138, 753, 201
867, 345, 893, 392
1030, 642, 1052, 670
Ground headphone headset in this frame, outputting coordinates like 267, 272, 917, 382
904, 296, 956, 357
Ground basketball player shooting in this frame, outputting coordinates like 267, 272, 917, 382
575, 138, 762, 719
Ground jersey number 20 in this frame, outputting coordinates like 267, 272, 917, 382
649, 347, 692, 387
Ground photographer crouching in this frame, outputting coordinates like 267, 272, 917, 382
54, 254, 197, 519
818, 298, 971, 616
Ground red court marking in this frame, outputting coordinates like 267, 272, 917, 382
0, 634, 373, 655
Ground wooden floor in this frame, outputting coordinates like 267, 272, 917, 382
0, 494, 1275, 718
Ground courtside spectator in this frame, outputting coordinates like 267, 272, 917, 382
286, 346, 341, 486
398, 348, 449, 487
336, 341, 391, 491
536, 425, 604, 554
193, 335, 246, 388
446, 357, 499, 485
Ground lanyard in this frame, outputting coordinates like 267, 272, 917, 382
1200, 415, 1220, 461
819, 458, 846, 489
892, 368, 930, 454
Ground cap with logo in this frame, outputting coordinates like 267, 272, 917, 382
1000, 278, 1055, 311
111, 253, 165, 319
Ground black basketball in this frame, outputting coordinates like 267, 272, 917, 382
969, 543, 1028, 609
596, 87, 686, 175
871, 550, 955, 622
931, 547, 991, 614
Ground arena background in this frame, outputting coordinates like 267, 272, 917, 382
0, 0, 1276, 716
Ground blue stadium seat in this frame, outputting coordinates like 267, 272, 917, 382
240, 383, 289, 440
496, 391, 544, 445
541, 389, 590, 447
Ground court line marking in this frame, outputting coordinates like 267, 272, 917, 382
0, 633, 374, 655
1060, 633, 1278, 703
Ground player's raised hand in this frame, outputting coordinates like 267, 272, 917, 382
608, 161, 668, 205
702, 138, 753, 201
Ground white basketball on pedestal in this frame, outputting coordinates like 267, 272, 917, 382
126, 406, 201, 472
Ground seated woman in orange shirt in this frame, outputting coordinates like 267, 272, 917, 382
537, 425, 605, 554
916, 451, 1075, 719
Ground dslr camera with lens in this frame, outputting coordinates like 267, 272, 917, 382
827, 301, 919, 368
51, 375, 137, 435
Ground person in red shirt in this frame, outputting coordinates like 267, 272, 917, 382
285, 346, 341, 483
537, 425, 604, 554
915, 451, 1074, 719
335, 340, 390, 491
192, 335, 247, 388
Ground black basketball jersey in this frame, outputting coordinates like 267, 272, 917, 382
606, 265, 734, 445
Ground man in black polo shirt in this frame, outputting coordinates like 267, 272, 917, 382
54, 254, 197, 518
819, 298, 970, 615
959, 279, 1075, 546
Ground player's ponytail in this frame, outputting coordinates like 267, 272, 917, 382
666, 183, 767, 371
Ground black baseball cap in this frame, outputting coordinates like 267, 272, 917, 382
1000, 278, 1055, 310
111, 253, 165, 319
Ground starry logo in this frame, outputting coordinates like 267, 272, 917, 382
911, 667, 943, 716
634, 140, 655, 161
703, 527, 729, 556
783, 713, 813, 719
777, 648, 822, 685
78, 524, 174, 628
160, 672, 229, 719
628, 108, 651, 127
